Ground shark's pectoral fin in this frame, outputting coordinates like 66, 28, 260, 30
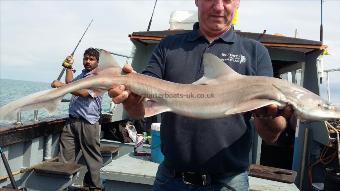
143, 99, 172, 117
192, 77, 220, 85
21, 93, 64, 114
224, 99, 283, 116
41, 96, 64, 113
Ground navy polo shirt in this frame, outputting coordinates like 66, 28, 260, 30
143, 23, 272, 173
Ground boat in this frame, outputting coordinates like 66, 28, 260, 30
1, 11, 339, 191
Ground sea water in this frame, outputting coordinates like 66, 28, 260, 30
0, 79, 113, 124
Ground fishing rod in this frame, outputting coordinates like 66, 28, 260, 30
147, 0, 158, 31
0, 146, 18, 189
56, 19, 94, 81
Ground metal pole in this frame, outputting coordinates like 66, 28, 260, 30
323, 68, 340, 103
0, 146, 18, 189
299, 128, 309, 190
107, 51, 132, 59
44, 135, 53, 160
326, 71, 330, 102
34, 109, 39, 122
320, 0, 323, 42
294, 28, 298, 38
16, 112, 22, 125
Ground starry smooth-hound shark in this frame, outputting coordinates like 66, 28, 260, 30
0, 50, 339, 121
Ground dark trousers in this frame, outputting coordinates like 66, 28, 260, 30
59, 118, 103, 189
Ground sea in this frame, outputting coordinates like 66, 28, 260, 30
0, 79, 113, 124
0, 78, 339, 124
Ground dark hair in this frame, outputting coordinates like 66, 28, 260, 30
84, 47, 99, 61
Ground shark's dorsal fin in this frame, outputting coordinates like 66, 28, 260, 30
193, 53, 241, 85
97, 49, 121, 71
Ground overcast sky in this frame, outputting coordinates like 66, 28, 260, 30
0, 0, 339, 86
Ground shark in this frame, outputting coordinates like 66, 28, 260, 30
0, 49, 340, 122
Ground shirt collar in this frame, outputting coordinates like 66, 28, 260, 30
187, 22, 202, 42
81, 69, 92, 76
187, 22, 236, 43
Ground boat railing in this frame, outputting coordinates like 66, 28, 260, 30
16, 109, 40, 124
16, 111, 22, 125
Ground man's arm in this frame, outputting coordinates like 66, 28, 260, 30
65, 68, 74, 84
108, 65, 145, 119
253, 44, 293, 143
253, 105, 293, 143
51, 55, 98, 97
50, 80, 94, 97
109, 40, 166, 119
64, 55, 74, 84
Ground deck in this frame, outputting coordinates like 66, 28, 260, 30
100, 140, 299, 191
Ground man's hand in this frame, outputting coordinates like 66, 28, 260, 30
62, 55, 74, 69
107, 64, 145, 119
51, 80, 64, 88
253, 104, 293, 143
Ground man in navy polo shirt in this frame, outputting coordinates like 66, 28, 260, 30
109, 0, 292, 190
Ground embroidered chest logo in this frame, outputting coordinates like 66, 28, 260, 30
221, 53, 246, 64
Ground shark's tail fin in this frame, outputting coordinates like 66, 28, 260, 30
0, 49, 119, 122
0, 89, 63, 121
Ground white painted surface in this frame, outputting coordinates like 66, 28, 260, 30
249, 176, 299, 191
101, 153, 300, 191
101, 153, 157, 185
169, 10, 197, 30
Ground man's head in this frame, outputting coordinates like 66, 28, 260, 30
83, 48, 99, 71
195, 0, 239, 38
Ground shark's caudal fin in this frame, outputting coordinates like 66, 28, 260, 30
193, 53, 242, 85
0, 89, 63, 121
0, 49, 121, 122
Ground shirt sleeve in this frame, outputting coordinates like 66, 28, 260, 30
256, 45, 273, 77
87, 89, 95, 98
72, 73, 83, 82
142, 39, 167, 79
73, 71, 96, 97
